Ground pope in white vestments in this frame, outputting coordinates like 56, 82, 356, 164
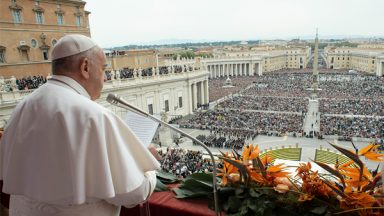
0, 34, 160, 216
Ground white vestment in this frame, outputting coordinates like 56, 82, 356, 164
0, 75, 160, 215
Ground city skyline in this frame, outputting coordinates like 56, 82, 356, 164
85, 0, 384, 47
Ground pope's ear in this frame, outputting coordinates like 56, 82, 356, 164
79, 57, 90, 79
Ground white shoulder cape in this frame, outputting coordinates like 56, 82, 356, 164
0, 82, 160, 205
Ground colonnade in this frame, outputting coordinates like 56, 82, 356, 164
189, 80, 209, 112
206, 62, 262, 78
377, 60, 384, 76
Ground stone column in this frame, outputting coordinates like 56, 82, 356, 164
204, 80, 209, 104
233, 64, 236, 76
215, 65, 218, 78
240, 63, 243, 76
189, 84, 193, 113
249, 62, 255, 76
245, 63, 248, 76
220, 64, 223, 77
200, 81, 204, 105
376, 60, 383, 76
258, 63, 263, 76
207, 65, 211, 78
193, 83, 198, 110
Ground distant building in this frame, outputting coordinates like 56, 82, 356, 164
106, 49, 158, 70
324, 45, 384, 76
0, 0, 91, 78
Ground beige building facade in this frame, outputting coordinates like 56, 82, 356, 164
203, 45, 311, 78
324, 45, 384, 76
0, 0, 90, 78
106, 49, 158, 70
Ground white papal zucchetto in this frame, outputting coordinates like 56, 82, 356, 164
51, 34, 97, 61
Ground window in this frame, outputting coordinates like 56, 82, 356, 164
148, 104, 153, 115
31, 39, 37, 48
178, 96, 183, 108
42, 50, 48, 60
35, 11, 44, 24
164, 100, 169, 112
0, 49, 5, 63
12, 9, 22, 23
57, 14, 64, 25
21, 50, 29, 62
76, 16, 81, 26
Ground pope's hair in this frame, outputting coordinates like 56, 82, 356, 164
52, 47, 99, 75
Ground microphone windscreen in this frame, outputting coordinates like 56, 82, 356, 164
106, 94, 117, 104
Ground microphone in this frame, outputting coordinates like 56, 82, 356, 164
106, 94, 149, 118
106, 93, 220, 216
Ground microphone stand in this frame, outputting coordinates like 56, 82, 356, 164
107, 94, 220, 216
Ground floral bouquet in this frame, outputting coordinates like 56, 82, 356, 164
174, 143, 384, 216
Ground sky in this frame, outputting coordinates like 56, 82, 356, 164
85, 0, 384, 48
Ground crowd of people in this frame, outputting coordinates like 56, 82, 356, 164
218, 96, 307, 113
16, 75, 47, 90
104, 64, 198, 81
158, 148, 213, 178
321, 116, 384, 139
208, 76, 257, 102
191, 70, 384, 141
177, 110, 304, 137
0, 75, 47, 92
238, 73, 383, 99
196, 134, 245, 150
319, 99, 384, 116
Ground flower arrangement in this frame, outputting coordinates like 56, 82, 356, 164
174, 143, 384, 216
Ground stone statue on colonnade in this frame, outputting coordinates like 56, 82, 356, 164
133, 68, 138, 78
10, 76, 17, 91
0, 76, 5, 92
115, 70, 120, 80
110, 70, 115, 80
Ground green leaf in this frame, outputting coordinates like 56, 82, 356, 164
155, 179, 169, 192
156, 170, 179, 184
173, 188, 210, 199
235, 188, 244, 195
249, 188, 262, 198
179, 178, 212, 191
185, 173, 213, 186
173, 173, 214, 199
228, 196, 242, 212
310, 206, 328, 215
